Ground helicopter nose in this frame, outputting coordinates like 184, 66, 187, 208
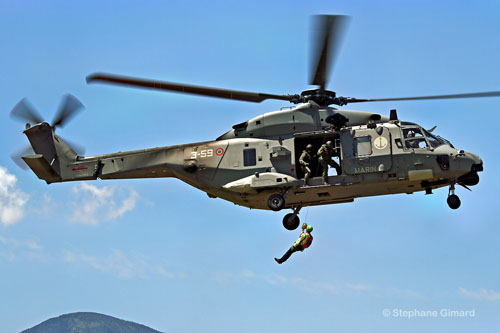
456, 150, 483, 186
464, 151, 483, 171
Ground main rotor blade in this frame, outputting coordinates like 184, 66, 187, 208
344, 91, 500, 104
52, 94, 84, 128
10, 98, 44, 125
86, 73, 295, 103
310, 15, 350, 91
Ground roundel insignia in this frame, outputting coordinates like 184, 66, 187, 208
374, 136, 388, 150
215, 148, 225, 156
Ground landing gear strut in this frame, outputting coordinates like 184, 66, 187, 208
282, 206, 302, 230
447, 182, 461, 209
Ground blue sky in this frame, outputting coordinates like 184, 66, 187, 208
1, 0, 500, 332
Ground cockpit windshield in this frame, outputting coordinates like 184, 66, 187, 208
422, 129, 452, 148
401, 125, 452, 149
400, 122, 453, 149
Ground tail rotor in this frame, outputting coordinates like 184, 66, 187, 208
10, 98, 44, 126
51, 94, 84, 129
10, 94, 86, 170
10, 93, 84, 130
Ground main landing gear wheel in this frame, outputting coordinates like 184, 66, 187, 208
267, 194, 285, 211
447, 194, 461, 209
282, 213, 300, 230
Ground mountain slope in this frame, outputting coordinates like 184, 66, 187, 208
22, 312, 163, 333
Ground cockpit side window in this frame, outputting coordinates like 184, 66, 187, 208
403, 128, 428, 149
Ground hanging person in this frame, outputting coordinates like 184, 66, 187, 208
275, 223, 313, 264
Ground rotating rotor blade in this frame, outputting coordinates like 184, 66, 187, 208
51, 94, 84, 129
86, 73, 296, 103
56, 134, 86, 156
342, 91, 500, 105
11, 145, 34, 170
310, 15, 350, 91
10, 98, 44, 125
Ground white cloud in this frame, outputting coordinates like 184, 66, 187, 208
289, 276, 371, 295
382, 287, 425, 299
459, 287, 500, 301
214, 269, 372, 295
33, 192, 56, 216
221, 270, 424, 299
63, 249, 174, 279
0, 235, 42, 251
262, 273, 289, 286
0, 166, 29, 226
0, 235, 45, 262
70, 183, 139, 224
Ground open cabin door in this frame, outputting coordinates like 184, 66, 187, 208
340, 127, 393, 175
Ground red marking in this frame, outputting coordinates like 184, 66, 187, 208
291, 168, 295, 172
72, 167, 88, 171
215, 148, 225, 156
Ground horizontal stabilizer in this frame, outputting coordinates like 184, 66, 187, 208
22, 154, 61, 184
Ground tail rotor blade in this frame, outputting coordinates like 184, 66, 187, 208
11, 145, 34, 170
57, 135, 86, 156
52, 94, 84, 129
10, 98, 44, 125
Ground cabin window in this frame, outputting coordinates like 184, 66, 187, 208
243, 148, 257, 166
354, 136, 372, 157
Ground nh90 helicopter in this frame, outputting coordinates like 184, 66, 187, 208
12, 15, 493, 230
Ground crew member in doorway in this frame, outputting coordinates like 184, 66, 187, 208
299, 144, 316, 186
318, 141, 341, 185
275, 223, 313, 264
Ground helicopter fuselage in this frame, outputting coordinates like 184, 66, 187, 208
21, 103, 483, 214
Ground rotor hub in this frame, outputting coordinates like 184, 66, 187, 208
299, 89, 347, 106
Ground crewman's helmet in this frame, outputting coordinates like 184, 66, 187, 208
301, 223, 308, 230
306, 225, 313, 232
407, 130, 415, 138
326, 141, 333, 149
305, 144, 314, 152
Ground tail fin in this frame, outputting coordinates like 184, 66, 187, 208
22, 123, 95, 184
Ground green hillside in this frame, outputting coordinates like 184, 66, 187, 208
22, 312, 162, 333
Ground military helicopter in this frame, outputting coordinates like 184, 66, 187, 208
12, 15, 494, 230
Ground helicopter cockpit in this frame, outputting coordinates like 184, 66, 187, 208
401, 123, 452, 150
403, 128, 427, 149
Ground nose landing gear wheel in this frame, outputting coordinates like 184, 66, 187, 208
447, 194, 461, 209
268, 194, 285, 211
282, 213, 300, 230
